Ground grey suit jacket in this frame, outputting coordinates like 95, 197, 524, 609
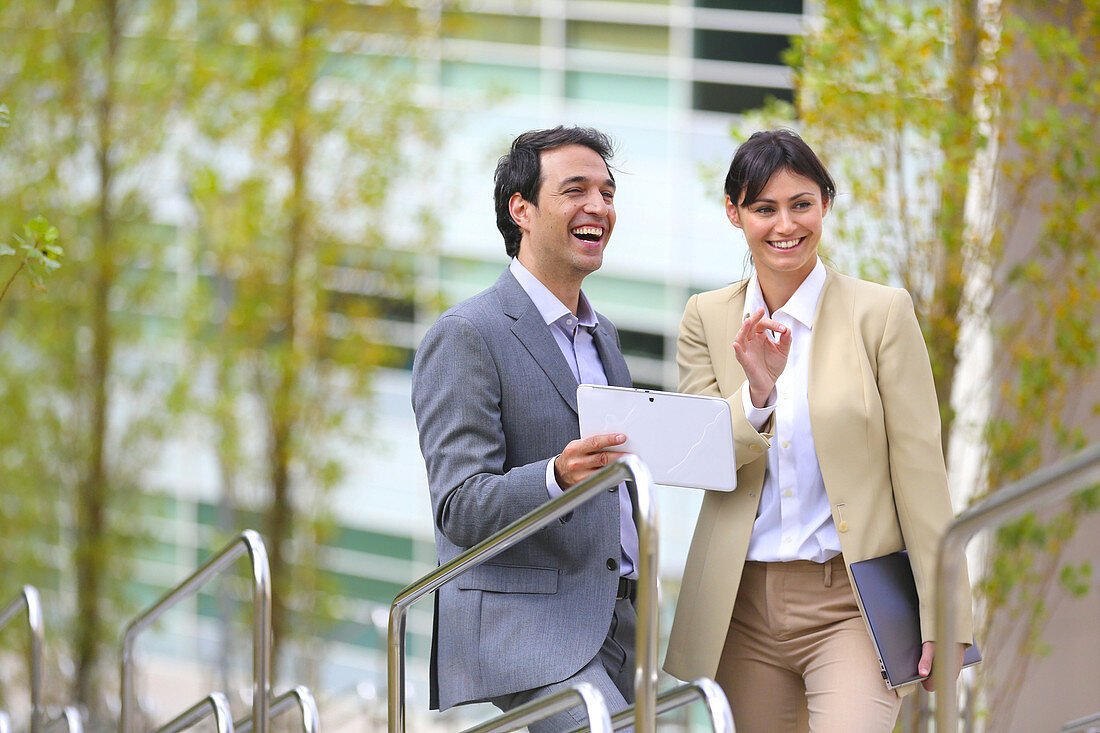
411, 267, 633, 710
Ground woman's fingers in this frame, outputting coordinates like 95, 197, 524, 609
738, 308, 787, 344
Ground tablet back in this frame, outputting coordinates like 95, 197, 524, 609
577, 384, 736, 491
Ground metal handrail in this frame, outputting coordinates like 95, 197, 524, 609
42, 708, 82, 733
1063, 711, 1100, 732
563, 678, 733, 733
388, 455, 658, 733
0, 585, 44, 732
154, 692, 234, 733
934, 443, 1100, 730
120, 530, 271, 733
459, 682, 612, 733
235, 686, 319, 733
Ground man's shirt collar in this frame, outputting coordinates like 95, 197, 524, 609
510, 258, 599, 329
744, 259, 826, 329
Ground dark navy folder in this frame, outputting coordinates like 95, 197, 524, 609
848, 550, 981, 689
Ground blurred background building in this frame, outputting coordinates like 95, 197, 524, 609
2, 0, 1098, 731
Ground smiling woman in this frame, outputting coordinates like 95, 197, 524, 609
726, 168, 828, 313
663, 128, 975, 733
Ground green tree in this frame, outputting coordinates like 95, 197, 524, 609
0, 104, 64, 315
0, 0, 181, 719
971, 2, 1100, 728
741, 0, 1099, 727
178, 0, 439, 675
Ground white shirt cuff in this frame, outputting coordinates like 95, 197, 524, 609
545, 457, 565, 498
743, 385, 777, 432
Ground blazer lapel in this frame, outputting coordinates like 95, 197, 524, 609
497, 269, 582, 414
807, 268, 862, 497
721, 287, 748, 395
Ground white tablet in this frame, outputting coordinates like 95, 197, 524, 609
577, 384, 737, 492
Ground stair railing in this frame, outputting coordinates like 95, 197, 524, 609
41, 708, 81, 733
235, 685, 320, 733
154, 692, 233, 733
388, 455, 658, 733
459, 683, 611, 733
1063, 711, 1100, 732
935, 443, 1100, 730
120, 529, 272, 733
0, 585, 44, 732
563, 677, 733, 733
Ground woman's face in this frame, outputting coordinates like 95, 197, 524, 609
727, 167, 829, 290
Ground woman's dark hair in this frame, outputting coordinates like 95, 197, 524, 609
494, 126, 615, 257
724, 129, 836, 208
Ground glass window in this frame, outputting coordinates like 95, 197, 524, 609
618, 328, 665, 360
443, 12, 541, 45
692, 82, 793, 114
695, 0, 801, 11
330, 526, 415, 560
694, 29, 793, 66
565, 72, 670, 107
441, 61, 541, 94
327, 3, 421, 34
566, 21, 670, 55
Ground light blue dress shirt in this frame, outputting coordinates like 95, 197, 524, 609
509, 258, 639, 579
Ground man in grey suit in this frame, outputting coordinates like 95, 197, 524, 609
411, 126, 638, 732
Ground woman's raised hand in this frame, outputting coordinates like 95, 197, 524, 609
732, 307, 791, 408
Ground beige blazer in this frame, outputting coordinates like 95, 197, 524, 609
663, 267, 973, 685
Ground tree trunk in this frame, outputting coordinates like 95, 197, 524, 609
75, 0, 119, 708
927, 0, 982, 463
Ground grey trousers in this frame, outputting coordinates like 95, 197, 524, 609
491, 596, 636, 733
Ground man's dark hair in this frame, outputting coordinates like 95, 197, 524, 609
494, 126, 615, 257
725, 129, 836, 208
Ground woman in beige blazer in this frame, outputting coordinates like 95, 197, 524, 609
663, 130, 973, 733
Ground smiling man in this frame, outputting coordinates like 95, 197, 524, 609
411, 127, 638, 732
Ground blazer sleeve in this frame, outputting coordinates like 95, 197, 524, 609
877, 289, 974, 644
412, 313, 556, 548
677, 293, 772, 470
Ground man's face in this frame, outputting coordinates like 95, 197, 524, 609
511, 144, 616, 291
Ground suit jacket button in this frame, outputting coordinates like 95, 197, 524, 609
609, 485, 618, 493
838, 521, 849, 533
606, 558, 618, 571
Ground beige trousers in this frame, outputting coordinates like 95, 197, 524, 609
715, 556, 902, 733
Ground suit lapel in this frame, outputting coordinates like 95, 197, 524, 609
807, 269, 862, 497
497, 269, 583, 414
722, 287, 748, 395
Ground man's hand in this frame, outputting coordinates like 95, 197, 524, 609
732, 308, 791, 407
554, 433, 628, 489
917, 641, 967, 692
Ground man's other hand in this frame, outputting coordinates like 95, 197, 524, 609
554, 433, 628, 489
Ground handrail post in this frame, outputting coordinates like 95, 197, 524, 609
624, 456, 658, 733
120, 529, 271, 733
934, 444, 1100, 731
0, 586, 44, 733
388, 457, 656, 733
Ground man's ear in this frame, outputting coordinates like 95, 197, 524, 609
509, 192, 532, 232
725, 195, 743, 230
